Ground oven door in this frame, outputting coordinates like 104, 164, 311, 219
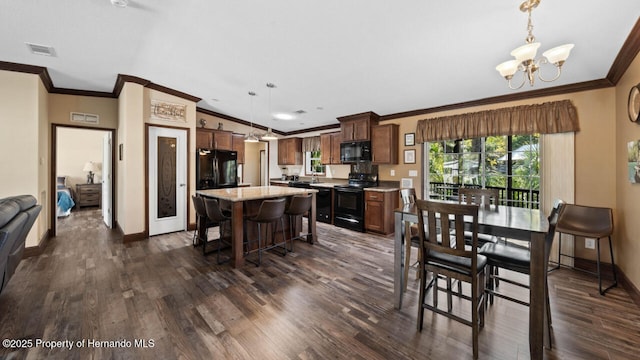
333, 186, 365, 231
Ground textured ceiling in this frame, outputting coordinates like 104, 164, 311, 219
2, 1, 639, 132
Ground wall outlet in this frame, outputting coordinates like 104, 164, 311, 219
585, 238, 596, 249
408, 170, 418, 177
390, 169, 395, 176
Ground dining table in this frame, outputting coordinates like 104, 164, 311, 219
197, 186, 318, 268
394, 201, 550, 360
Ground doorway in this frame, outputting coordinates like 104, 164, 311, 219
52, 125, 115, 237
148, 126, 187, 236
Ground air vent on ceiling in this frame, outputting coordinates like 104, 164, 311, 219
294, 110, 306, 114
70, 112, 99, 124
26, 43, 56, 57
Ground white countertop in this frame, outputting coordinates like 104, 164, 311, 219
197, 186, 317, 202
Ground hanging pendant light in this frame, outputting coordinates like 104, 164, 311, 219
245, 91, 259, 143
262, 83, 278, 140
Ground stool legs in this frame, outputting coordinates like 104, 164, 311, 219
597, 236, 618, 295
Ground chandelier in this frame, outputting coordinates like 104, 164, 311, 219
495, 0, 574, 90
261, 83, 278, 140
245, 91, 259, 143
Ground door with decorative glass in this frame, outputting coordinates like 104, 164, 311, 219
148, 126, 187, 236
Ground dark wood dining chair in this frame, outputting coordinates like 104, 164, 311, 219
416, 199, 486, 360
554, 204, 617, 295
458, 187, 500, 246
400, 188, 420, 292
479, 199, 564, 347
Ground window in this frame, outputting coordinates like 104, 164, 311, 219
427, 134, 540, 208
305, 151, 325, 176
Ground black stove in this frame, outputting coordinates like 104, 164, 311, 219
333, 173, 378, 232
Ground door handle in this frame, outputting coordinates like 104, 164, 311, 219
179, 184, 186, 187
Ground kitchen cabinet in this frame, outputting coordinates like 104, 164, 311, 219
337, 111, 379, 142
320, 132, 342, 164
278, 137, 302, 165
364, 189, 399, 235
196, 129, 233, 150
371, 124, 399, 164
232, 133, 245, 164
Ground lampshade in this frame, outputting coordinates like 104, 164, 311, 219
510, 42, 541, 62
261, 128, 277, 140
542, 44, 574, 64
83, 161, 96, 172
496, 60, 521, 77
244, 133, 259, 143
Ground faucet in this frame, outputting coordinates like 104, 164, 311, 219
311, 170, 318, 183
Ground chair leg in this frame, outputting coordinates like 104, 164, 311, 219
417, 266, 427, 331
608, 235, 618, 289
288, 214, 295, 252
471, 276, 479, 360
597, 236, 618, 295
279, 217, 287, 256
403, 222, 411, 293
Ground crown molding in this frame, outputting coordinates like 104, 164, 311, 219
607, 17, 640, 85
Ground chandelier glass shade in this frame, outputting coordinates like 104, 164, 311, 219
496, 0, 574, 90
261, 83, 278, 141
245, 91, 259, 143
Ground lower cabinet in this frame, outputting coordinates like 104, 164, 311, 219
364, 189, 399, 235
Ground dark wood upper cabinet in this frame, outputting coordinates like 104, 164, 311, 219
320, 132, 342, 164
232, 133, 245, 164
196, 128, 233, 151
278, 137, 302, 165
337, 111, 379, 142
371, 124, 399, 164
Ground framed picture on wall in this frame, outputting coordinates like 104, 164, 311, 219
405, 133, 415, 146
404, 149, 416, 164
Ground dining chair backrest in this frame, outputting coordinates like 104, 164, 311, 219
400, 188, 417, 205
203, 198, 228, 222
459, 188, 500, 208
253, 198, 287, 222
286, 194, 313, 216
416, 199, 480, 259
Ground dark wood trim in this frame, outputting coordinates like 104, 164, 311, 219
123, 231, 149, 243
286, 123, 341, 136
22, 229, 50, 258
0, 61, 53, 91
607, 17, 640, 85
50, 124, 117, 238
114, 74, 201, 102
572, 257, 640, 308
337, 111, 380, 122
50, 87, 115, 98
196, 107, 288, 135
380, 79, 614, 121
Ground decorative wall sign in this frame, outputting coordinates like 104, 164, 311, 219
628, 140, 640, 183
150, 99, 187, 122
405, 133, 415, 146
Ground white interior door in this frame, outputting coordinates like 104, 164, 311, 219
102, 132, 112, 228
148, 127, 187, 236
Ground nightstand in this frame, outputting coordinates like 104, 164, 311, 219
76, 184, 101, 208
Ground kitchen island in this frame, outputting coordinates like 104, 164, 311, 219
197, 186, 318, 267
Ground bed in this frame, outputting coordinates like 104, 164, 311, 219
56, 176, 75, 217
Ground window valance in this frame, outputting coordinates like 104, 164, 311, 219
302, 136, 321, 152
415, 100, 579, 143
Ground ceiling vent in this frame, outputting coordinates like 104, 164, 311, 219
70, 112, 99, 124
26, 43, 56, 57
294, 110, 307, 114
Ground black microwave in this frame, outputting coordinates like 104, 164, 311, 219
340, 141, 371, 163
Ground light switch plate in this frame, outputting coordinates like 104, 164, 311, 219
390, 170, 395, 176
409, 170, 418, 177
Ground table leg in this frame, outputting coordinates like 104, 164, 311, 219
307, 192, 317, 244
529, 231, 545, 360
394, 211, 405, 309
230, 201, 244, 268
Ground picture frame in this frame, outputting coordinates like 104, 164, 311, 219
404, 149, 416, 164
404, 132, 415, 146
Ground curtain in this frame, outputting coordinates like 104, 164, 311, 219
415, 100, 579, 143
302, 136, 321, 152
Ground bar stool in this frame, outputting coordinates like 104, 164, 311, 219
554, 204, 618, 295
191, 195, 214, 247
284, 194, 312, 252
203, 198, 232, 263
244, 198, 287, 266
400, 188, 420, 292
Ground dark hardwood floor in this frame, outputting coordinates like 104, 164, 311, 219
1, 209, 639, 359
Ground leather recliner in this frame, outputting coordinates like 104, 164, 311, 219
0, 195, 41, 295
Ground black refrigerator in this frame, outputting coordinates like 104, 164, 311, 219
196, 149, 238, 190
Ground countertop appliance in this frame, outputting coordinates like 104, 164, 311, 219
288, 180, 332, 224
333, 172, 378, 232
340, 141, 371, 163
196, 148, 238, 190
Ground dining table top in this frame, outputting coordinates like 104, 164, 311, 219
396, 201, 549, 239
197, 186, 318, 202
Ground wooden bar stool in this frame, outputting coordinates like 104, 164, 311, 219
244, 198, 287, 266
284, 194, 312, 252
554, 204, 618, 295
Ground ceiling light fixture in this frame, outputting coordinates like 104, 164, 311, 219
245, 91, 259, 143
495, 0, 574, 90
262, 83, 278, 140
110, 0, 128, 7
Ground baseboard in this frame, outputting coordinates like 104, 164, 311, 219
115, 223, 149, 243
188, 222, 196, 231
572, 257, 640, 307
22, 229, 51, 258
